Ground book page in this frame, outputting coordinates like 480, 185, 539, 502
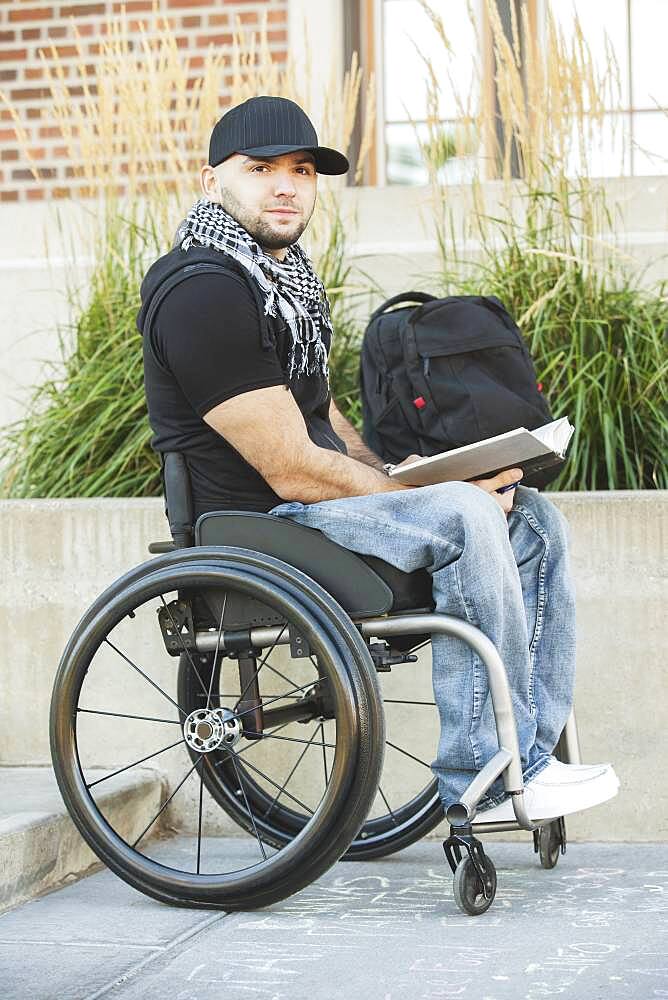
530, 417, 574, 456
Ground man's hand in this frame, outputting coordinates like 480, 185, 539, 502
469, 467, 523, 516
393, 457, 522, 515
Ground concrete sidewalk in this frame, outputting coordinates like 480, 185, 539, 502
0, 838, 666, 1000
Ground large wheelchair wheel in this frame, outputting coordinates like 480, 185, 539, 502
178, 632, 444, 861
50, 548, 384, 910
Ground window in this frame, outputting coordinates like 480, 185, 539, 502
383, 0, 481, 184
357, 0, 668, 184
551, 0, 668, 176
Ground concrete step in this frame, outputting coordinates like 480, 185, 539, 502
0, 766, 167, 913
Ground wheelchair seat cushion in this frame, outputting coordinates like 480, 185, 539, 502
358, 553, 434, 613
195, 511, 434, 619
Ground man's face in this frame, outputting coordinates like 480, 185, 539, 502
200, 150, 318, 258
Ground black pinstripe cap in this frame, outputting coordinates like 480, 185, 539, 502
208, 95, 349, 175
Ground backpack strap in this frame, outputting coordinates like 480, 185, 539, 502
142, 255, 275, 352
368, 291, 436, 324
142, 264, 217, 344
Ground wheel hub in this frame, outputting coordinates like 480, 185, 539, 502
183, 707, 242, 753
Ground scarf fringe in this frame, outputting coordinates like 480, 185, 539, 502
177, 198, 331, 383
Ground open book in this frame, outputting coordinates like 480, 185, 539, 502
389, 418, 575, 487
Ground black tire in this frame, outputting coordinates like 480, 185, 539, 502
452, 855, 497, 916
538, 820, 562, 869
178, 641, 444, 861
50, 548, 385, 910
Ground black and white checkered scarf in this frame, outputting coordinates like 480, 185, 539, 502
175, 196, 330, 381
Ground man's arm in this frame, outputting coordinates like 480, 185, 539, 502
328, 397, 386, 471
203, 385, 523, 509
203, 384, 412, 503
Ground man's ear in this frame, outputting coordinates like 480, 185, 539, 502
200, 164, 220, 201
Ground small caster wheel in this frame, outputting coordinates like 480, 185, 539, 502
538, 820, 562, 869
453, 854, 497, 915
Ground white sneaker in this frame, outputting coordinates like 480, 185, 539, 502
471, 757, 619, 824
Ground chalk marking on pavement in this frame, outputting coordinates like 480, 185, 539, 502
0, 939, 162, 951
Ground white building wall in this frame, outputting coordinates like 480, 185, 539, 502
2, 175, 668, 432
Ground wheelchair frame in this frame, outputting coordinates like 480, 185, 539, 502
191, 610, 581, 833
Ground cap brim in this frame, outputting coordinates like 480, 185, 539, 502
239, 143, 349, 176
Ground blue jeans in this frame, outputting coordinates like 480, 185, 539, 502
268, 482, 577, 811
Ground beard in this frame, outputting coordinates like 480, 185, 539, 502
219, 187, 311, 250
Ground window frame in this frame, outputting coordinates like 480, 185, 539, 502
352, 0, 666, 185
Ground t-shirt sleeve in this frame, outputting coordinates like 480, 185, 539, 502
152, 270, 287, 417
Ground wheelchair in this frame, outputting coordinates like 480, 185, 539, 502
50, 452, 581, 916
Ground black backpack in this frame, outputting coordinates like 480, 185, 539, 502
359, 291, 558, 489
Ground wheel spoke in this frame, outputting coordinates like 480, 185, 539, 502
234, 623, 289, 711
385, 739, 431, 769
196, 759, 205, 874
399, 637, 432, 656
233, 681, 320, 722
383, 699, 436, 707
205, 594, 227, 711
195, 693, 303, 700
131, 757, 199, 848
103, 638, 186, 718
242, 731, 337, 750
319, 722, 329, 785
261, 724, 324, 819
218, 751, 313, 815
159, 594, 208, 700
78, 708, 181, 725
233, 722, 292, 755
229, 752, 267, 861
86, 738, 185, 788
378, 786, 399, 827
263, 655, 303, 691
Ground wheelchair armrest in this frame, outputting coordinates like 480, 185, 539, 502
148, 540, 176, 554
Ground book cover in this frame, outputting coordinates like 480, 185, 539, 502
389, 418, 574, 487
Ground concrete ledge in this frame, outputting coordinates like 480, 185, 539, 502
0, 766, 167, 913
0, 492, 666, 842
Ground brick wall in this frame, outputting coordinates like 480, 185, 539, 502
0, 0, 289, 202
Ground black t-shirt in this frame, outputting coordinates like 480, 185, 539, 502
142, 267, 347, 517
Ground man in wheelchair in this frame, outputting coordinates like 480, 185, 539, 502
137, 96, 618, 850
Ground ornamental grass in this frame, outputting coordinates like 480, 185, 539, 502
414, 0, 667, 489
0, 6, 373, 497
0, 1, 666, 495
